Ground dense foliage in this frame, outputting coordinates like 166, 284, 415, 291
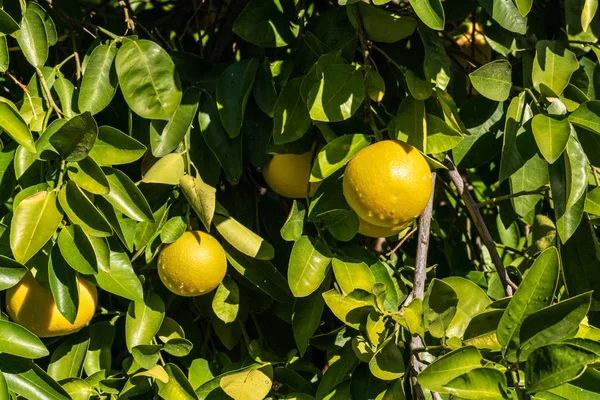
1, 0, 600, 399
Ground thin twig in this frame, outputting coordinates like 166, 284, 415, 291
35, 67, 63, 118
385, 225, 418, 257
477, 187, 549, 208
406, 172, 437, 400
444, 155, 516, 296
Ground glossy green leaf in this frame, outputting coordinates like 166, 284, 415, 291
189, 359, 214, 390
48, 329, 89, 381
0, 9, 19, 35
307, 65, 364, 122
27, 3, 56, 47
322, 289, 376, 330
216, 58, 258, 138
180, 174, 215, 231
102, 167, 154, 222
62, 379, 94, 400
292, 276, 330, 357
17, 7, 48, 68
497, 247, 559, 359
212, 276, 240, 324
525, 343, 600, 394
0, 320, 48, 359
310, 134, 370, 182
419, 27, 451, 90
532, 41, 579, 96
569, 101, 600, 135
49, 112, 98, 162
519, 292, 592, 360
83, 321, 115, 376
0, 254, 27, 291
157, 363, 198, 400
423, 278, 458, 338
151, 88, 200, 157
350, 2, 418, 40
444, 368, 509, 400
0, 354, 69, 400
477, 0, 527, 34
220, 364, 272, 400
316, 346, 358, 399
0, 98, 36, 153
214, 206, 274, 260
331, 257, 375, 295
0, 34, 9, 73
57, 226, 97, 276
469, 60, 512, 101
418, 346, 483, 393
407, 0, 444, 30
142, 153, 185, 185
233, 0, 299, 47
78, 44, 118, 115
160, 216, 186, 244
443, 277, 491, 339
58, 181, 112, 238
368, 339, 405, 381
582, 0, 599, 31
115, 39, 182, 120
253, 59, 278, 116
67, 157, 110, 195
273, 78, 312, 144
48, 245, 79, 324
10, 190, 62, 264
531, 114, 571, 164
198, 92, 243, 183
88, 126, 147, 166
53, 78, 75, 118
126, 291, 165, 351
281, 200, 306, 242
288, 236, 331, 297
425, 114, 463, 153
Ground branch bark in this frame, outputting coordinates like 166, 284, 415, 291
444, 155, 516, 296
406, 172, 441, 400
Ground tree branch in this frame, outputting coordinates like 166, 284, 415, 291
477, 186, 549, 208
406, 172, 440, 400
444, 155, 516, 296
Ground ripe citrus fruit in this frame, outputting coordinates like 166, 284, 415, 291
358, 217, 410, 238
343, 140, 432, 228
263, 149, 321, 198
6, 272, 97, 338
455, 23, 492, 68
158, 231, 227, 297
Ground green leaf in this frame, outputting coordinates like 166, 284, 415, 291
157, 363, 198, 400
582, 0, 599, 31
273, 78, 312, 144
48, 245, 79, 324
48, 329, 89, 381
212, 276, 240, 324
307, 65, 364, 122
49, 112, 98, 162
545, 368, 600, 399
0, 354, 69, 400
419, 27, 451, 90
497, 247, 559, 360
16, 7, 48, 68
407, 0, 444, 30
223, 242, 292, 303
525, 343, 600, 394
393, 96, 426, 150
519, 292, 592, 360
293, 276, 330, 357
10, 190, 62, 264
151, 88, 200, 157
0, 34, 9, 73
469, 60, 512, 101
444, 368, 509, 400
0, 255, 27, 291
516, 0, 533, 16
160, 217, 186, 244
0, 98, 36, 153
368, 339, 405, 381
67, 157, 110, 195
216, 59, 259, 138
53, 78, 75, 118
189, 359, 214, 390
27, 3, 56, 47
91, 238, 143, 302
253, 59, 278, 117
78, 44, 118, 115
316, 345, 359, 399
561, 219, 600, 309
180, 174, 216, 231
417, 346, 483, 393
197, 92, 243, 183
477, 0, 527, 34
532, 41, 579, 96
425, 114, 464, 153
564, 136, 588, 209
569, 101, 600, 135
0, 320, 48, 359
141, 153, 185, 185
220, 364, 272, 400
322, 289, 376, 330
233, 0, 300, 47
288, 236, 332, 297
214, 206, 274, 260
331, 257, 375, 295
281, 200, 306, 242
125, 291, 165, 351
88, 126, 147, 166
443, 277, 491, 339
83, 321, 115, 376
115, 40, 182, 120
310, 134, 370, 182
424, 278, 458, 338
0, 9, 19, 35
531, 114, 571, 163
102, 167, 154, 222
163, 338, 193, 357
463, 309, 503, 351
58, 181, 112, 238
349, 3, 417, 40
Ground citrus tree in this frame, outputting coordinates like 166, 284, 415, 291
1, 0, 600, 399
